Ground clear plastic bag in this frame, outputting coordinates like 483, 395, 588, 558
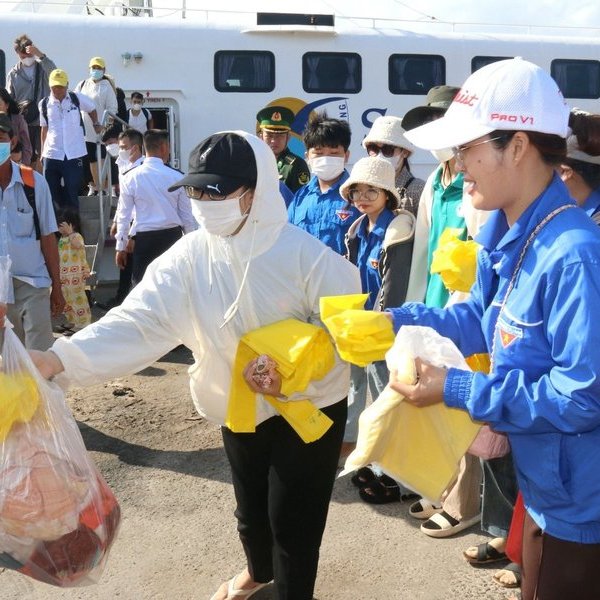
0, 257, 120, 587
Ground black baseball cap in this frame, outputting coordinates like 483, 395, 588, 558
168, 132, 257, 195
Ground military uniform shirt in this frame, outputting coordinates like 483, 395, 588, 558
277, 147, 310, 193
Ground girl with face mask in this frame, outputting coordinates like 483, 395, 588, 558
74, 57, 118, 195
30, 131, 361, 600
362, 115, 425, 217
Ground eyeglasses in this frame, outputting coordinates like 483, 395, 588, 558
347, 187, 382, 203
365, 143, 397, 158
184, 186, 228, 201
452, 136, 504, 164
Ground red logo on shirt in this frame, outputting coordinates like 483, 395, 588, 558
336, 209, 353, 222
370, 258, 379, 269
499, 329, 517, 348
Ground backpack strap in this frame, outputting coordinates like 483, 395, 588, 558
41, 96, 49, 125
41, 93, 84, 131
19, 165, 41, 240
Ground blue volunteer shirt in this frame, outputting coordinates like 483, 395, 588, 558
287, 172, 359, 255
356, 208, 395, 309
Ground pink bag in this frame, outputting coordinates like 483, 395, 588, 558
468, 424, 510, 460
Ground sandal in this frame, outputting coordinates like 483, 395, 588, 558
492, 562, 521, 589
463, 541, 507, 565
359, 477, 401, 504
408, 498, 442, 520
350, 466, 378, 488
420, 510, 480, 538
209, 574, 270, 600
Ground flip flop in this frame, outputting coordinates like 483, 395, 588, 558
209, 574, 270, 600
463, 541, 507, 564
420, 510, 480, 538
492, 562, 521, 589
408, 498, 442, 520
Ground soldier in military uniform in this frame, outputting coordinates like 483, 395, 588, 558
256, 105, 310, 193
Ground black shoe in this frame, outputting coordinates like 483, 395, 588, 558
95, 297, 120, 311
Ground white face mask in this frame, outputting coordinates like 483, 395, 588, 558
106, 143, 119, 158
192, 190, 251, 237
308, 156, 346, 181
431, 148, 455, 163
21, 56, 36, 67
380, 154, 401, 170
132, 102, 142, 110
0, 142, 11, 166
117, 148, 132, 164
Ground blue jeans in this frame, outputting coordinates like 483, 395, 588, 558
344, 360, 389, 443
481, 453, 518, 538
44, 156, 84, 213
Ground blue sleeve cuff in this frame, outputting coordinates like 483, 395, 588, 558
385, 306, 418, 334
443, 367, 474, 410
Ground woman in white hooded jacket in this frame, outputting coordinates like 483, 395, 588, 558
31, 131, 361, 600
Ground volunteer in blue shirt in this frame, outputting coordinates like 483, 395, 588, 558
287, 114, 359, 255
388, 58, 600, 600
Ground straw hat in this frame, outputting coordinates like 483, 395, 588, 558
362, 116, 415, 153
340, 156, 401, 205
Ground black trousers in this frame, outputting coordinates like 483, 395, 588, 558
131, 226, 182, 285
221, 399, 346, 600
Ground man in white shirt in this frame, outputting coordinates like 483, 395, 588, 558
115, 129, 197, 285
39, 69, 100, 213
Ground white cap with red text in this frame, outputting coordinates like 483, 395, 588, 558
404, 57, 570, 151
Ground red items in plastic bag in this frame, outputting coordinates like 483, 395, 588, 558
0, 319, 120, 587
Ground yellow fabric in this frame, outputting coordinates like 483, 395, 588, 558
226, 319, 335, 443
430, 228, 480, 293
320, 295, 395, 367
0, 371, 41, 441
341, 352, 481, 502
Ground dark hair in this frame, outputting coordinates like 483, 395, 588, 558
143, 129, 169, 153
58, 209, 82, 234
303, 112, 351, 151
131, 91, 144, 101
12, 140, 23, 153
565, 111, 600, 189
490, 130, 566, 166
119, 128, 144, 151
0, 88, 20, 115
13, 34, 32, 53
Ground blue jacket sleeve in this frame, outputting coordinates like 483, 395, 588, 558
445, 262, 600, 434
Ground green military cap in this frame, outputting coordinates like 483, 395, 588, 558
256, 105, 295, 132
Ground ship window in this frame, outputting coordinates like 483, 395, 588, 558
551, 59, 600, 99
471, 56, 512, 72
389, 54, 445, 95
214, 51, 275, 93
302, 52, 362, 93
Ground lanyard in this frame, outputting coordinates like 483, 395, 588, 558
490, 204, 576, 371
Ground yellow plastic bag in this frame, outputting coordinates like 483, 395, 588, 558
0, 371, 41, 442
227, 319, 336, 443
430, 228, 480, 293
341, 326, 482, 502
320, 295, 395, 367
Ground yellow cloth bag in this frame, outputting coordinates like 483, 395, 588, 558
226, 319, 335, 443
320, 295, 395, 367
430, 228, 480, 293
0, 371, 41, 442
341, 326, 482, 502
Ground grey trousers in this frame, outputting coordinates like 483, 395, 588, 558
3, 279, 54, 351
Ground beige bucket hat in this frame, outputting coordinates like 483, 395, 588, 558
362, 116, 415, 153
340, 156, 401, 205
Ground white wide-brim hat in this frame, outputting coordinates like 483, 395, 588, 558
404, 57, 570, 151
340, 156, 401, 205
362, 115, 415, 153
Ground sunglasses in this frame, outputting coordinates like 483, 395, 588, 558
184, 186, 228, 201
365, 143, 397, 158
